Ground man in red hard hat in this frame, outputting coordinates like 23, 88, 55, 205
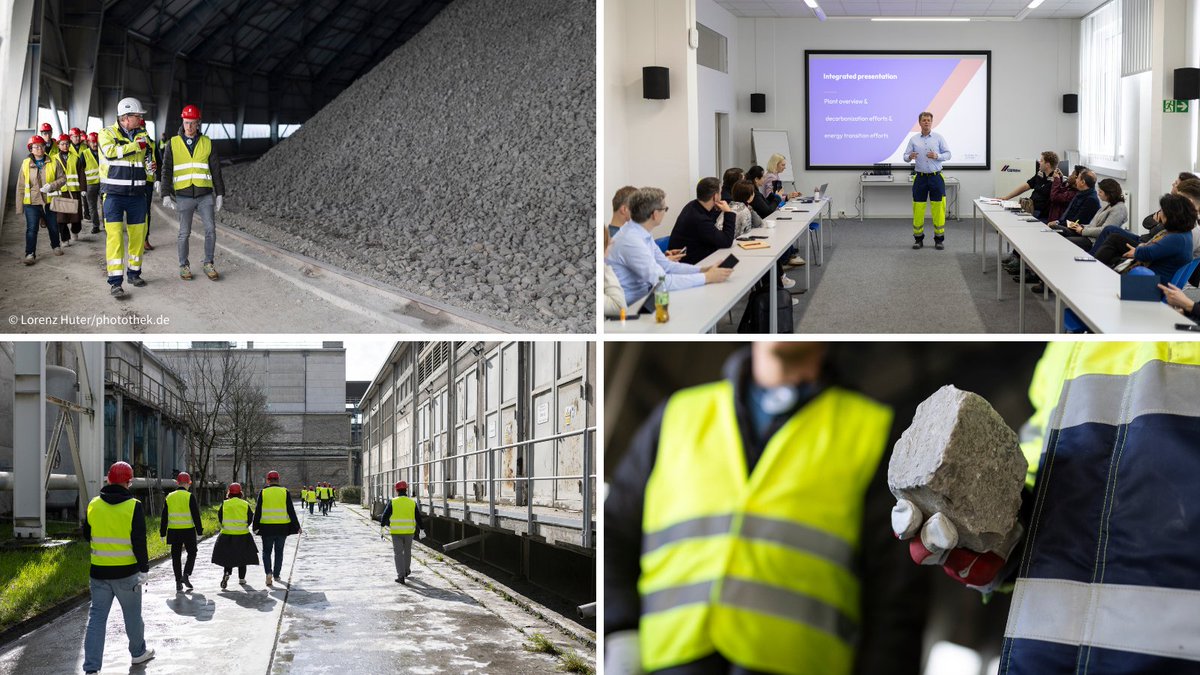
252, 470, 301, 587
161, 103, 225, 281
83, 132, 102, 232
81, 462, 155, 673
160, 471, 202, 592
380, 481, 426, 584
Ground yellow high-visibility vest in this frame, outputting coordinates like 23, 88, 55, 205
98, 123, 149, 196
639, 382, 891, 675
221, 498, 251, 535
165, 489, 194, 529
260, 485, 290, 525
87, 496, 139, 567
389, 496, 417, 535
20, 157, 60, 205
169, 135, 213, 190
81, 146, 100, 186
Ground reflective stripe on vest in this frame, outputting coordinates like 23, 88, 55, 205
260, 486, 290, 524
20, 158, 53, 206
98, 123, 148, 195
166, 489, 195, 529
1002, 343, 1200, 671
390, 496, 417, 535
61, 147, 81, 190
81, 147, 100, 185
87, 496, 139, 566
170, 135, 213, 189
221, 498, 251, 535
639, 382, 891, 675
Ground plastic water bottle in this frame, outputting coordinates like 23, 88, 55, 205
814, 188, 821, 202
654, 276, 670, 324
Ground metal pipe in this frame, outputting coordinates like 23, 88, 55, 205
577, 602, 596, 619
0, 472, 206, 491
441, 534, 483, 552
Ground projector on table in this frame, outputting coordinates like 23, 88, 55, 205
862, 163, 893, 181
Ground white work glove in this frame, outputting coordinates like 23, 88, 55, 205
136, 572, 149, 587
215, 195, 223, 212
39, 184, 52, 194
154, 181, 162, 195
163, 196, 176, 210
892, 498, 1023, 592
605, 630, 642, 675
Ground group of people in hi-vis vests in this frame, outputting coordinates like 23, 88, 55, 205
81, 466, 301, 674
302, 482, 337, 516
605, 342, 1200, 675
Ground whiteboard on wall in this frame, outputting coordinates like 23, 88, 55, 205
751, 128, 795, 182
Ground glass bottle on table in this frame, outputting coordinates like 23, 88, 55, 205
654, 275, 669, 324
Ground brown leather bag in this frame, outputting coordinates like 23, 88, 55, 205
49, 195, 78, 215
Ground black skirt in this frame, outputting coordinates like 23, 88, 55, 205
210, 532, 260, 568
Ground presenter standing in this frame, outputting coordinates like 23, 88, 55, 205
904, 112, 951, 250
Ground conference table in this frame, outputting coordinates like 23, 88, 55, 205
973, 198, 1194, 333
605, 199, 829, 334
858, 176, 961, 221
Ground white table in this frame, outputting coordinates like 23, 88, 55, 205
604, 200, 828, 334
859, 176, 960, 221
974, 198, 1194, 333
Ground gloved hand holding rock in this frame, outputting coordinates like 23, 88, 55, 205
163, 196, 176, 210
888, 385, 1028, 592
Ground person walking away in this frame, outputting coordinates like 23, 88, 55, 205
82, 462, 155, 674
83, 132, 102, 233
98, 97, 153, 297
53, 134, 85, 247
381, 481, 426, 584
159, 471, 202, 592
14, 135, 65, 265
140, 125, 159, 250
212, 483, 259, 589
162, 104, 224, 280
252, 470, 301, 587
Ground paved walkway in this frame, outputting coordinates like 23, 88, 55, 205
0, 503, 589, 673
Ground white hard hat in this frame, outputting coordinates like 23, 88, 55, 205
117, 97, 147, 116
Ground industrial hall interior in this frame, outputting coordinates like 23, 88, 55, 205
0, 0, 596, 334
0, 340, 596, 673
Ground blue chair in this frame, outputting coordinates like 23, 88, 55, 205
1063, 308, 1090, 333
1167, 257, 1200, 293
655, 237, 670, 253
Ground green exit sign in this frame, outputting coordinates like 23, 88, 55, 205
1164, 99, 1191, 113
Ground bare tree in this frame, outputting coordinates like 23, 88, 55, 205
163, 348, 248, 506
224, 380, 280, 494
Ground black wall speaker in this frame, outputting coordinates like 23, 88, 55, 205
1062, 94, 1078, 114
1175, 67, 1200, 100
751, 93, 766, 113
643, 66, 670, 100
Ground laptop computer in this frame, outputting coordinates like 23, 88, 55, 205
798, 183, 829, 203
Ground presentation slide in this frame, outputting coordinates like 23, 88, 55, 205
805, 51, 990, 170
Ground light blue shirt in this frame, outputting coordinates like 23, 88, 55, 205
905, 131, 951, 174
606, 221, 704, 305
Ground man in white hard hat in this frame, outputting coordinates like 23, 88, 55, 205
97, 97, 154, 298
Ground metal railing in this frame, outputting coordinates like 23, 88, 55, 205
366, 426, 596, 548
104, 355, 188, 421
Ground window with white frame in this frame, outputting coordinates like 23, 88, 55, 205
1079, 1, 1122, 164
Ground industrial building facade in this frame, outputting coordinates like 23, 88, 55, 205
359, 341, 596, 602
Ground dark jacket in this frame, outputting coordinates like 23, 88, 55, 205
603, 349, 927, 675
252, 486, 301, 537
159, 487, 203, 543
749, 191, 776, 220
82, 484, 149, 579
667, 200, 737, 265
1025, 171, 1053, 218
1047, 175, 1077, 223
380, 495, 426, 534
1061, 187, 1101, 227
161, 128, 225, 199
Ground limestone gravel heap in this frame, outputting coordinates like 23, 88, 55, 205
888, 385, 1028, 553
223, 0, 595, 332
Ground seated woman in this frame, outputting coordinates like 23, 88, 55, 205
1119, 193, 1195, 284
763, 154, 801, 207
720, 167, 743, 202
727, 179, 763, 238
745, 166, 776, 219
1062, 178, 1128, 250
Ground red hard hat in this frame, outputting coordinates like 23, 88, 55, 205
181, 104, 201, 120
267, 470, 280, 480
107, 461, 134, 484
176, 471, 191, 484
57, 134, 70, 143
88, 132, 99, 142
69, 127, 83, 136
27, 135, 45, 149
228, 482, 242, 496
395, 481, 408, 491
39, 122, 52, 132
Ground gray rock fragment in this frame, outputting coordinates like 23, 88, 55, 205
888, 385, 1027, 552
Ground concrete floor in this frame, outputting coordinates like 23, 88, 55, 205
0, 205, 508, 333
0, 503, 591, 673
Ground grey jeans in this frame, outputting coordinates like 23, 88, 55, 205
391, 534, 414, 578
177, 193, 216, 267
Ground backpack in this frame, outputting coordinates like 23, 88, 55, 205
737, 278, 794, 333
